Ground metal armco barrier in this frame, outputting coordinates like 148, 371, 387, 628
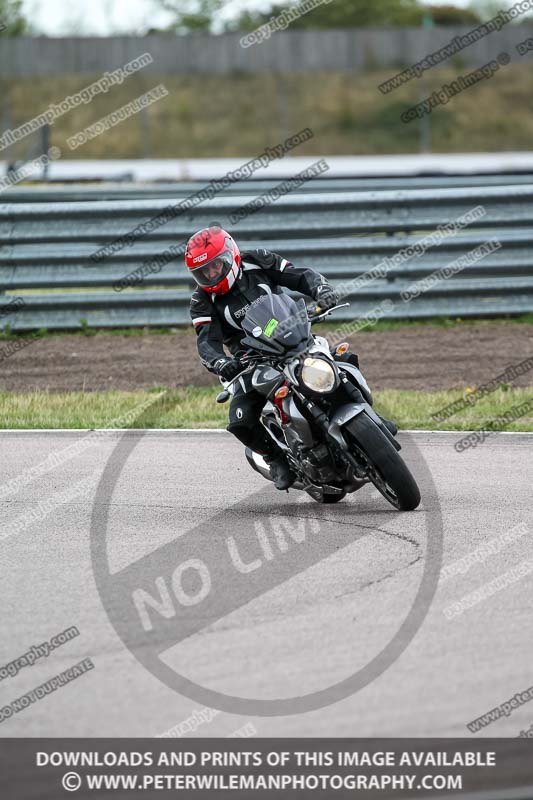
1, 183, 533, 331
6, 174, 533, 202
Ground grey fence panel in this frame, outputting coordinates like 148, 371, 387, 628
3, 29, 533, 76
2, 183, 533, 330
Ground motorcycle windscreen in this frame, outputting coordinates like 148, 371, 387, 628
242, 294, 310, 351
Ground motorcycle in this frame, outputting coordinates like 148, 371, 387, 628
216, 293, 421, 511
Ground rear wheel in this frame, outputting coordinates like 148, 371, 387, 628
344, 414, 421, 511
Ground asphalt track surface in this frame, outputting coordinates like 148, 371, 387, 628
0, 430, 532, 740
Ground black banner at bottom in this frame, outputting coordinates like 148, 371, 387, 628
0, 739, 532, 799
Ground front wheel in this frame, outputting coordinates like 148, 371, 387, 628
344, 414, 421, 511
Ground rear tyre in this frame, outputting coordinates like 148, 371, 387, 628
345, 414, 421, 511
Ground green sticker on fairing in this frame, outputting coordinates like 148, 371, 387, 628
263, 318, 278, 337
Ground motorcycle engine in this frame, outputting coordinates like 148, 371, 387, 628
299, 443, 338, 483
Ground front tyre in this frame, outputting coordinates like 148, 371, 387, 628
344, 414, 421, 511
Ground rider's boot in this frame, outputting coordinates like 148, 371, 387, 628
232, 422, 296, 491
263, 451, 296, 491
254, 428, 296, 490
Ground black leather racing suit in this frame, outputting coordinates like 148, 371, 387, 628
190, 248, 332, 457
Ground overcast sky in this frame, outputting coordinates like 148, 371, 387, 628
22, 0, 510, 36
23, 0, 269, 35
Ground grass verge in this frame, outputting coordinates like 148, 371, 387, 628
4, 64, 533, 157
0, 387, 532, 431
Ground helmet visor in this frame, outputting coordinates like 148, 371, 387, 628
190, 250, 233, 289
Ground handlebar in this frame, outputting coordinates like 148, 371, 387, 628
307, 302, 350, 323
215, 303, 350, 403
216, 357, 260, 401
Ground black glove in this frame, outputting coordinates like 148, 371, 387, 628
213, 357, 242, 382
313, 284, 338, 312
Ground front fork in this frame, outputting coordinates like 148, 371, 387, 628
336, 372, 401, 452
288, 376, 400, 478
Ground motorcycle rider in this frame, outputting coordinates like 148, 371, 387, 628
187, 224, 339, 490
188, 224, 399, 489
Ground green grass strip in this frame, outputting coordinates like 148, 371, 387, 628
1, 386, 532, 431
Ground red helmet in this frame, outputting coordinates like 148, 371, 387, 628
185, 225, 241, 295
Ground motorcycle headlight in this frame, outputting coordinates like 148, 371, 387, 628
300, 357, 336, 393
